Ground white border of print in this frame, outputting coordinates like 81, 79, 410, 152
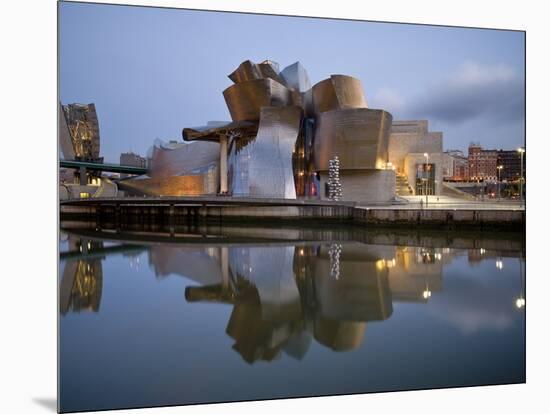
1, 1, 546, 414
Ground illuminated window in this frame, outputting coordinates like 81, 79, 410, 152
80, 192, 90, 198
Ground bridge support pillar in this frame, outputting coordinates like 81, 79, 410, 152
79, 166, 87, 185
219, 135, 228, 194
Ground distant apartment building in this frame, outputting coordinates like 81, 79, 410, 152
443, 150, 468, 181
441, 153, 453, 180
497, 150, 524, 182
468, 144, 498, 182
120, 152, 147, 178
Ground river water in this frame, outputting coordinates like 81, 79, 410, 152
59, 225, 525, 412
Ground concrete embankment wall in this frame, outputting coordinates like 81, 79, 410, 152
61, 200, 525, 230
60, 203, 355, 223
353, 208, 524, 230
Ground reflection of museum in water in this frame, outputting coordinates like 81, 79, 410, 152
61, 234, 467, 363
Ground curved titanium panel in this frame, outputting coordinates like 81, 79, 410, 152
148, 141, 219, 178
309, 75, 368, 117
280, 61, 311, 93
229, 106, 302, 198
118, 168, 219, 196
223, 78, 294, 122
313, 108, 393, 170
228, 59, 286, 85
331, 75, 368, 109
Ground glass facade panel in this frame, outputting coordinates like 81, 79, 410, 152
415, 163, 435, 195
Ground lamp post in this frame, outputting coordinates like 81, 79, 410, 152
424, 153, 429, 206
497, 165, 503, 201
517, 147, 525, 203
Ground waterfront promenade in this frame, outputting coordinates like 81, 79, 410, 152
359, 195, 525, 211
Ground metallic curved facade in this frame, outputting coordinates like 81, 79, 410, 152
120, 141, 219, 196
133, 58, 396, 201
148, 141, 219, 178
118, 171, 218, 196
228, 59, 286, 85
313, 108, 393, 170
304, 73, 394, 202
229, 106, 301, 199
223, 78, 294, 122
308, 75, 368, 116
280, 61, 311, 93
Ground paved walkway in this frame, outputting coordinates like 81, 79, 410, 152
358, 195, 525, 211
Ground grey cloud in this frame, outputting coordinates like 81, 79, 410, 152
410, 62, 525, 124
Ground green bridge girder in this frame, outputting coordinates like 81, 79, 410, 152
60, 160, 148, 175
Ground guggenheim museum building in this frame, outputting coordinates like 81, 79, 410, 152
118, 59, 442, 202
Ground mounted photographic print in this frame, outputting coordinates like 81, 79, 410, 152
58, 1, 526, 412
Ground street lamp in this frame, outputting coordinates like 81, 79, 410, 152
424, 153, 429, 206
497, 165, 503, 201
517, 147, 525, 203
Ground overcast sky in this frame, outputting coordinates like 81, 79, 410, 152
59, 2, 525, 163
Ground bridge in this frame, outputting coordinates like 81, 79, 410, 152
60, 241, 146, 261
60, 159, 148, 175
